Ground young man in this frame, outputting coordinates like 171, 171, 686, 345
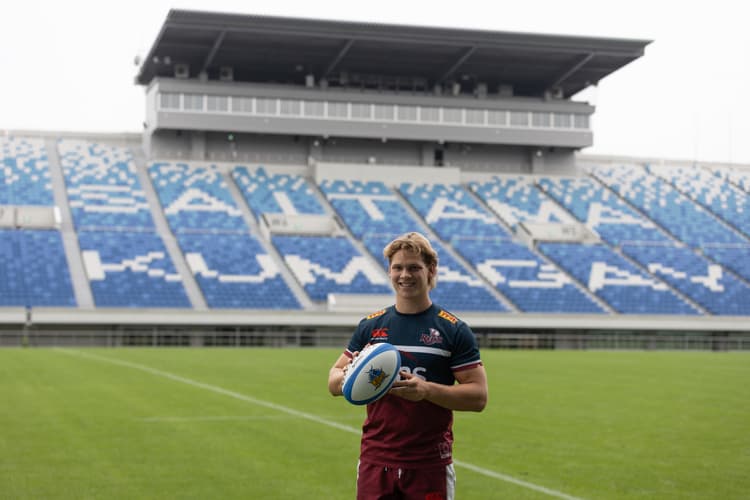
328, 232, 488, 500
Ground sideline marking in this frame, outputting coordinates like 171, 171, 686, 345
57, 348, 585, 500
140, 414, 363, 423
140, 415, 299, 422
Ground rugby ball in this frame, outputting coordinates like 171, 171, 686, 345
342, 342, 401, 405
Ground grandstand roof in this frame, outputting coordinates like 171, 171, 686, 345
136, 9, 651, 98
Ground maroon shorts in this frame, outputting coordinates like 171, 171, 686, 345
356, 460, 455, 500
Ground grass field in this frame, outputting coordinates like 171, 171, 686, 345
0, 348, 748, 499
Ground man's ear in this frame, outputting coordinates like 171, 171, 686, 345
428, 263, 438, 286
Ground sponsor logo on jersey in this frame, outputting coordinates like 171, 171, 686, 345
366, 309, 386, 320
371, 327, 389, 339
367, 365, 390, 389
420, 328, 443, 346
438, 309, 457, 324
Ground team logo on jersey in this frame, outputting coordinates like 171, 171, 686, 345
438, 441, 452, 460
420, 328, 443, 346
366, 309, 386, 320
371, 327, 389, 339
438, 310, 458, 324
367, 365, 390, 389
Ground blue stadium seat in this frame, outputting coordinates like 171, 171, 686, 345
710, 166, 750, 193
272, 235, 391, 300
0, 137, 54, 205
233, 166, 325, 218
178, 232, 301, 309
455, 239, 604, 313
78, 230, 190, 308
319, 179, 420, 239
0, 229, 25, 305
0, 229, 76, 307
648, 164, 750, 240
399, 181, 511, 242
58, 139, 155, 230
538, 242, 698, 315
590, 164, 745, 246
698, 245, 750, 286
621, 243, 750, 315
149, 161, 246, 233
468, 175, 575, 230
537, 174, 669, 245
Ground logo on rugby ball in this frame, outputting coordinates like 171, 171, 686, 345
367, 365, 389, 389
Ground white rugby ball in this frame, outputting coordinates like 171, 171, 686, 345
342, 342, 401, 405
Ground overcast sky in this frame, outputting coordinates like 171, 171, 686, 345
2, 0, 748, 164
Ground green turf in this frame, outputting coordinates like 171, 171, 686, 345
0, 348, 748, 499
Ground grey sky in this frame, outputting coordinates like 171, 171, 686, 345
2, 0, 748, 164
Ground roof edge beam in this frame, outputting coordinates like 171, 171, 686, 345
200, 30, 227, 75
436, 46, 477, 83
547, 52, 595, 92
322, 39, 355, 79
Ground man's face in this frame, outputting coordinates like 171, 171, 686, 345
388, 249, 435, 300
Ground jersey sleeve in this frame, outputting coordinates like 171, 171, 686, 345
450, 321, 482, 372
345, 317, 372, 358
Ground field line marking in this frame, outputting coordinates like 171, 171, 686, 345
141, 414, 364, 423
453, 460, 584, 500
56, 348, 358, 434
140, 415, 301, 422
57, 348, 585, 500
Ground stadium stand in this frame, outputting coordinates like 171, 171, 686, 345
0, 229, 76, 307
1, 137, 54, 205
272, 234, 390, 301
455, 238, 604, 313
320, 179, 416, 239
468, 175, 577, 230
58, 139, 154, 230
147, 161, 303, 309
648, 164, 750, 239
537, 174, 670, 245
0, 137, 74, 308
621, 242, 750, 315
179, 231, 300, 309
589, 164, 747, 247
149, 161, 246, 232
538, 242, 699, 314
2, 11, 748, 348
79, 230, 189, 308
710, 165, 750, 193
399, 181, 512, 242
699, 245, 750, 284
233, 166, 326, 219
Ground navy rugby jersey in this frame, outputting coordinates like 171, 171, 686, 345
345, 303, 482, 468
